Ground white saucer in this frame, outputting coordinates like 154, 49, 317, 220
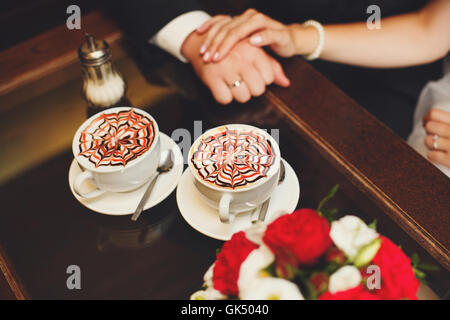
177, 159, 300, 241
68, 132, 184, 216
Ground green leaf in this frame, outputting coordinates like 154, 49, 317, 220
354, 238, 382, 268
275, 263, 297, 280
294, 268, 309, 279
304, 279, 318, 300
418, 277, 428, 286
413, 268, 426, 280
368, 219, 377, 230
263, 262, 276, 277
410, 253, 439, 284
317, 184, 340, 214
323, 261, 341, 274
413, 266, 428, 285
417, 263, 440, 272
321, 208, 339, 223
411, 253, 420, 267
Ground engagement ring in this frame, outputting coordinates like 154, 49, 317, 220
433, 134, 439, 150
230, 79, 243, 88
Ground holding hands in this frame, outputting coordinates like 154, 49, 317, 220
196, 9, 319, 63
181, 17, 290, 105
182, 6, 450, 173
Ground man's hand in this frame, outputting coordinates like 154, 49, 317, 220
181, 30, 290, 105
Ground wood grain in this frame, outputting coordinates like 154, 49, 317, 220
267, 57, 450, 270
0, 10, 122, 96
0, 3, 448, 299
0, 244, 28, 299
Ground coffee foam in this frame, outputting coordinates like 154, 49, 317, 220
191, 126, 278, 189
77, 109, 155, 168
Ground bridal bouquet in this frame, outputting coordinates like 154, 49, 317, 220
191, 186, 430, 300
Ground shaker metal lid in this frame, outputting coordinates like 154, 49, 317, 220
78, 34, 112, 66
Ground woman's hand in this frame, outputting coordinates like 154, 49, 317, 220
423, 109, 450, 168
181, 30, 290, 104
196, 9, 316, 62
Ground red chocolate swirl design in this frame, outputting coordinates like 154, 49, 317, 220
78, 109, 155, 168
191, 128, 276, 189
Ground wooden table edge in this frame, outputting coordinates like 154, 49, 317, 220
266, 83, 450, 271
0, 244, 29, 300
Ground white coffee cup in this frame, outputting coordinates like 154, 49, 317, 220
188, 124, 281, 223
72, 107, 161, 199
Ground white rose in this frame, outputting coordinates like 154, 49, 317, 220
190, 262, 227, 300
238, 245, 275, 293
240, 277, 304, 300
244, 222, 267, 245
328, 265, 362, 294
203, 263, 215, 288
330, 215, 378, 260
190, 288, 226, 300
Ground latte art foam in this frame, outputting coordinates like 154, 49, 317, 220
78, 109, 155, 168
191, 128, 276, 189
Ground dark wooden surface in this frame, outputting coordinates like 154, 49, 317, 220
0, 54, 449, 298
267, 58, 450, 269
0, 10, 121, 96
0, 268, 16, 300
0, 0, 100, 51
0, 3, 448, 297
0, 275, 15, 300
0, 243, 28, 299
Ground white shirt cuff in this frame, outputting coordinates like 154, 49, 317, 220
151, 11, 211, 63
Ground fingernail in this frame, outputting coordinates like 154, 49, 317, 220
203, 51, 210, 61
213, 52, 220, 61
250, 35, 262, 44
200, 44, 207, 54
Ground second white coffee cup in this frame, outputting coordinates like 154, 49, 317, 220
188, 124, 281, 224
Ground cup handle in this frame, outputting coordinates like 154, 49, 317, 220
73, 170, 106, 199
219, 194, 234, 224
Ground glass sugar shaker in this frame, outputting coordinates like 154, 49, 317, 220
78, 34, 129, 117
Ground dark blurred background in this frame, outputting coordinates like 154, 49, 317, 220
0, 0, 100, 51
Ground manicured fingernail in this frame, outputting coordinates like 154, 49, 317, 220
213, 52, 220, 61
203, 51, 210, 61
200, 44, 207, 54
250, 35, 262, 44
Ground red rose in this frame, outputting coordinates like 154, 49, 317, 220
310, 272, 329, 294
325, 247, 346, 265
364, 236, 419, 300
213, 231, 258, 297
319, 285, 380, 300
263, 209, 332, 276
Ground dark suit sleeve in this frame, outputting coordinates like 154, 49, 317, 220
110, 0, 204, 46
